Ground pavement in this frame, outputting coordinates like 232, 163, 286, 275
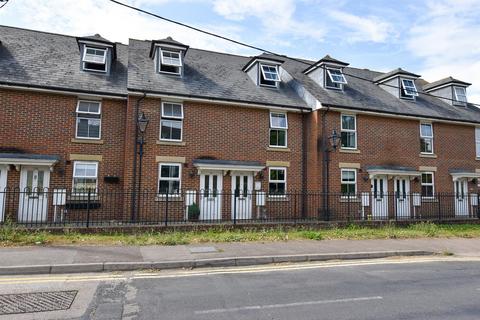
1, 237, 480, 275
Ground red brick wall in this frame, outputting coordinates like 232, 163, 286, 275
0, 89, 127, 221
127, 97, 304, 193
0, 89, 126, 189
320, 110, 480, 194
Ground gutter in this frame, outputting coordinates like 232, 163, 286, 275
323, 104, 480, 126
128, 88, 310, 112
0, 82, 127, 99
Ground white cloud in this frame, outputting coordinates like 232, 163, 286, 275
328, 10, 395, 43
0, 0, 249, 54
407, 0, 480, 104
212, 0, 325, 41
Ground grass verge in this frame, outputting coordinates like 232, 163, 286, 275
1, 222, 480, 247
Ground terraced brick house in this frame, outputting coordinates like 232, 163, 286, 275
0, 25, 479, 225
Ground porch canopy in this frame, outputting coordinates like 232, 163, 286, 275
193, 159, 265, 175
366, 165, 421, 180
449, 169, 480, 182
0, 153, 60, 168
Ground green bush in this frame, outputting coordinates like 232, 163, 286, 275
187, 203, 200, 220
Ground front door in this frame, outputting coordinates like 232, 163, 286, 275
199, 172, 223, 220
0, 165, 7, 222
371, 176, 388, 219
18, 167, 50, 223
231, 173, 253, 220
394, 177, 411, 219
454, 178, 469, 217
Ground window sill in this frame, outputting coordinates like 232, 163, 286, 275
155, 196, 183, 202
156, 140, 186, 146
71, 138, 104, 144
339, 148, 360, 154
267, 196, 289, 202
339, 197, 361, 203
267, 147, 291, 152
476, 157, 480, 161
421, 198, 438, 203
419, 153, 437, 158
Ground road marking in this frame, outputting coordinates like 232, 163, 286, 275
133, 256, 480, 280
195, 296, 383, 314
0, 256, 478, 285
0, 274, 126, 285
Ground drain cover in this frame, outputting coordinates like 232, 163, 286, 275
189, 246, 218, 253
0, 290, 77, 315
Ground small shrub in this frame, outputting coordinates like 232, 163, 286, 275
299, 230, 323, 240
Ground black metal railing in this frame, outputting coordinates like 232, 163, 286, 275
0, 188, 478, 227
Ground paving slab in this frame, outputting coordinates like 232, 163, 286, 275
0, 238, 479, 275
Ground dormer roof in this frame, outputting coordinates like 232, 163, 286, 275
303, 55, 349, 74
423, 76, 472, 91
76, 34, 117, 59
149, 36, 189, 58
373, 68, 420, 83
242, 53, 285, 72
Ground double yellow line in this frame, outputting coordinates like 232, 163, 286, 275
0, 256, 477, 285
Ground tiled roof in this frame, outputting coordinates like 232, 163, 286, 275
0, 25, 128, 96
279, 55, 480, 123
128, 39, 308, 109
1, 25, 479, 122
423, 76, 472, 91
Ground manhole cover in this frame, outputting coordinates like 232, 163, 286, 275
0, 290, 78, 315
189, 246, 218, 253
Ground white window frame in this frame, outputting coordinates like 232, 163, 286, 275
475, 127, 480, 158
161, 102, 184, 119
260, 64, 280, 82
82, 47, 107, 64
269, 112, 288, 148
421, 172, 435, 199
82, 46, 107, 73
340, 169, 357, 198
454, 86, 467, 104
401, 78, 419, 98
326, 68, 347, 84
158, 163, 182, 196
340, 114, 357, 150
158, 48, 182, 75
268, 167, 287, 198
160, 102, 184, 142
420, 122, 434, 154
259, 64, 279, 88
72, 161, 99, 195
160, 49, 182, 67
75, 100, 102, 140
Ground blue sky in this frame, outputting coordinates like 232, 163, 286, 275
1, 0, 479, 103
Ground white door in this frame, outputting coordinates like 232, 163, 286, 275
371, 176, 388, 219
0, 165, 7, 222
199, 172, 223, 220
394, 177, 410, 219
231, 173, 253, 220
454, 179, 469, 217
18, 167, 50, 223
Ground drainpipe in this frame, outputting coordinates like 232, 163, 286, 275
130, 93, 147, 221
301, 110, 307, 218
321, 106, 330, 220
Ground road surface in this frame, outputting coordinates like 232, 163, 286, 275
0, 257, 479, 319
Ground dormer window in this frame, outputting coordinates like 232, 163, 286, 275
325, 67, 347, 90
159, 49, 182, 75
400, 79, 418, 99
260, 64, 280, 87
454, 86, 467, 104
82, 46, 107, 72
